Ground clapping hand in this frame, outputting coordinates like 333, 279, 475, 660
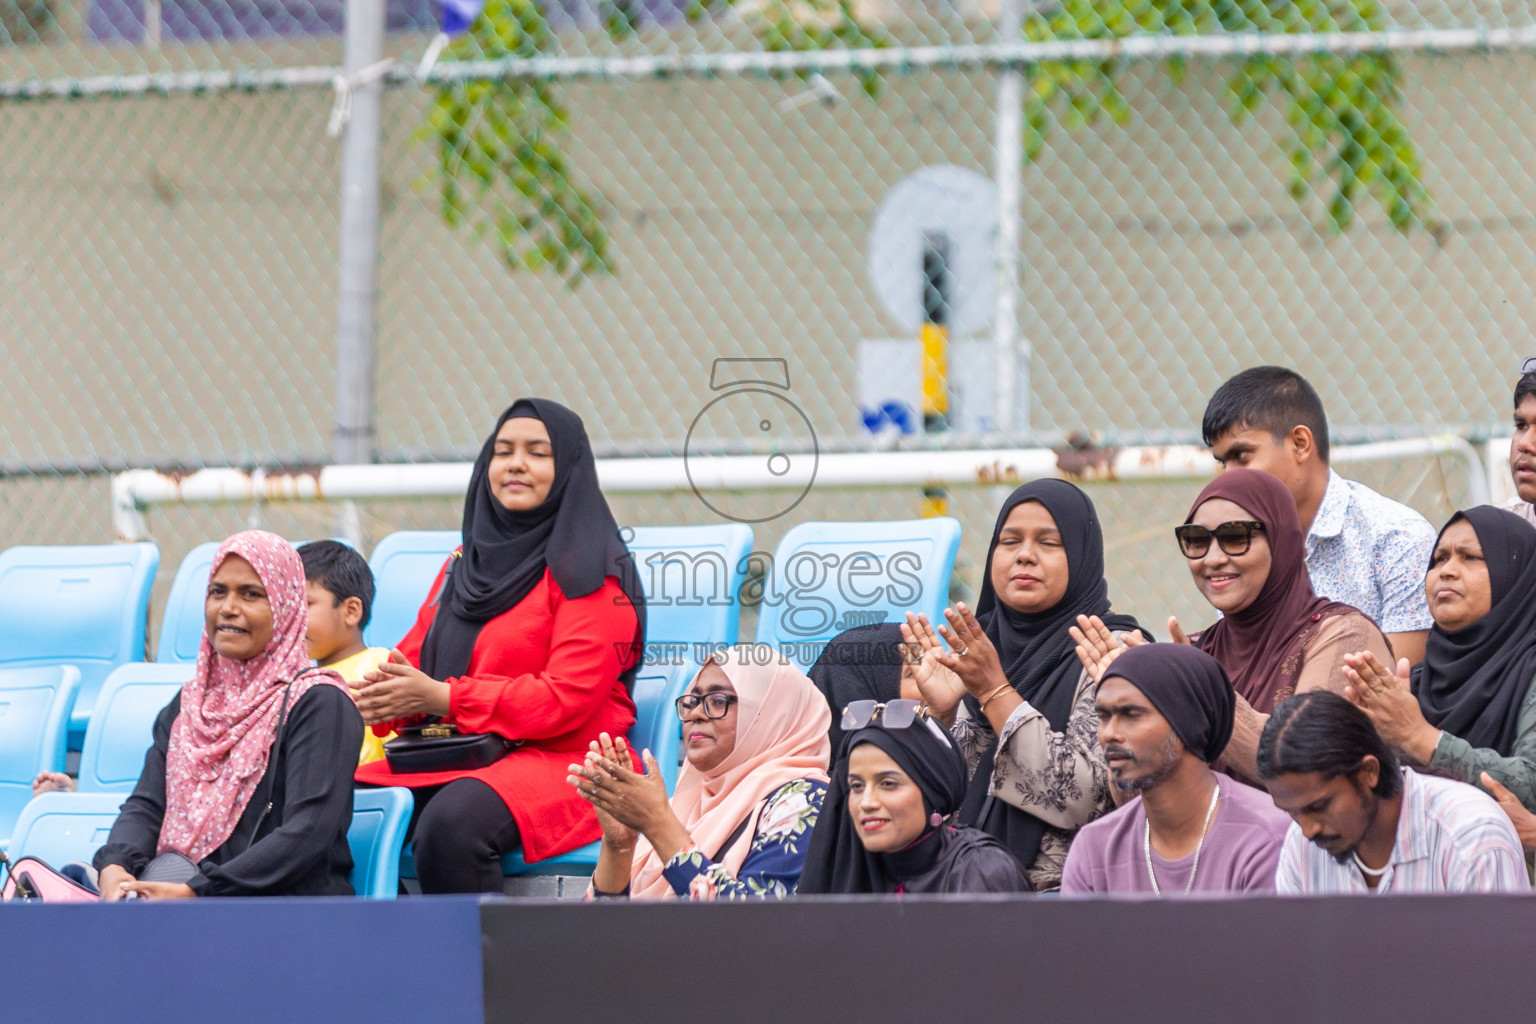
900, 612, 964, 721
567, 732, 673, 844
1343, 650, 1440, 764
350, 648, 452, 726
1069, 614, 1147, 683
935, 603, 1009, 696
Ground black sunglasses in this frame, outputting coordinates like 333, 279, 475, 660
841, 699, 928, 733
1175, 520, 1265, 559
675, 692, 739, 720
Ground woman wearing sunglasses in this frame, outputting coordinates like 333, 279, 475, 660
1171, 468, 1391, 781
568, 645, 830, 899
797, 700, 1031, 894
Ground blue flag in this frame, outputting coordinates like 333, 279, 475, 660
439, 0, 485, 34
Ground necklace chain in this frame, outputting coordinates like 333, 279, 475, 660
1352, 850, 1390, 878
1144, 782, 1221, 896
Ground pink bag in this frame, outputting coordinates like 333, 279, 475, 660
2, 857, 99, 902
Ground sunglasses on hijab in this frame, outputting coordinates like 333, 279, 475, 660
840, 699, 930, 733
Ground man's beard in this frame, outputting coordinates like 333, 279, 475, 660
1332, 782, 1381, 865
1109, 733, 1184, 793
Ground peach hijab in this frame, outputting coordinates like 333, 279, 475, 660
630, 645, 831, 900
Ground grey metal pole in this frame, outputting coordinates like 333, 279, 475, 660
333, 0, 386, 545
334, 0, 386, 470
993, 0, 1025, 436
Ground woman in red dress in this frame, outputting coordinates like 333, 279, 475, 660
353, 398, 645, 893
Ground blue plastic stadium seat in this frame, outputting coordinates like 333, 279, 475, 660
77, 663, 191, 793
623, 524, 753, 652
9, 791, 127, 867
157, 538, 345, 664
363, 531, 460, 650
349, 787, 413, 900
0, 543, 159, 749
155, 542, 219, 664
754, 518, 962, 671
0, 666, 82, 842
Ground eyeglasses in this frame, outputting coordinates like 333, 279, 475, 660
841, 699, 928, 733
675, 692, 739, 720
1174, 520, 1266, 558
1523, 357, 1536, 375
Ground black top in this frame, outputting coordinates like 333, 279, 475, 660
94, 686, 364, 897
799, 720, 1029, 894
878, 824, 1032, 895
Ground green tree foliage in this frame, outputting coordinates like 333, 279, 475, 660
1024, 0, 1430, 230
426, 0, 609, 287
425, 0, 885, 286
426, 0, 1430, 286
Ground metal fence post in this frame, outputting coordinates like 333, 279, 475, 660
335, 0, 385, 468
992, 0, 1025, 437
333, 0, 386, 544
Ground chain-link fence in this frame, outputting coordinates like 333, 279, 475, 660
0, 0, 1529, 650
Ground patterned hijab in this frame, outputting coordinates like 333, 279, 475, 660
630, 645, 831, 900
158, 531, 348, 864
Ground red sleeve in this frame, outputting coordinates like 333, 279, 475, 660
369, 557, 450, 738
447, 577, 638, 742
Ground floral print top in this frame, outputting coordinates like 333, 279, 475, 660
660, 778, 827, 900
950, 653, 1113, 893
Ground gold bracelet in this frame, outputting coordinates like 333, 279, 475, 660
978, 682, 1014, 711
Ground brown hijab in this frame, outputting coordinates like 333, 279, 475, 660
1185, 468, 1352, 712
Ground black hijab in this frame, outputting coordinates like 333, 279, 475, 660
1101, 644, 1234, 764
1412, 506, 1536, 756
958, 479, 1147, 868
807, 622, 906, 754
796, 717, 969, 894
419, 398, 646, 688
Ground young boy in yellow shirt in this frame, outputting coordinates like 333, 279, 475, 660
299, 540, 393, 765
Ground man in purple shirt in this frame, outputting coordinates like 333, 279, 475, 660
1061, 643, 1290, 895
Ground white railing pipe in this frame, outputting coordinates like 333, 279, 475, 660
111, 434, 1486, 542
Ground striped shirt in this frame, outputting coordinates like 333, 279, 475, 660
1275, 769, 1529, 894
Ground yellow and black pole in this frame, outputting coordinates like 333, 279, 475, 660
921, 232, 950, 518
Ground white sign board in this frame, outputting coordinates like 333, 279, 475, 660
867, 165, 999, 336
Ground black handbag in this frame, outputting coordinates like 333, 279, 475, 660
383, 720, 518, 774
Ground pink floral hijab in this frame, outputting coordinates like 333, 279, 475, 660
158, 531, 348, 864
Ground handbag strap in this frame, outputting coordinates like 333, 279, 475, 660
244, 670, 310, 847
711, 804, 760, 863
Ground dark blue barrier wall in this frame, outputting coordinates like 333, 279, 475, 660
15, 892, 1536, 1023
481, 893, 1536, 1024
0, 896, 483, 1024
